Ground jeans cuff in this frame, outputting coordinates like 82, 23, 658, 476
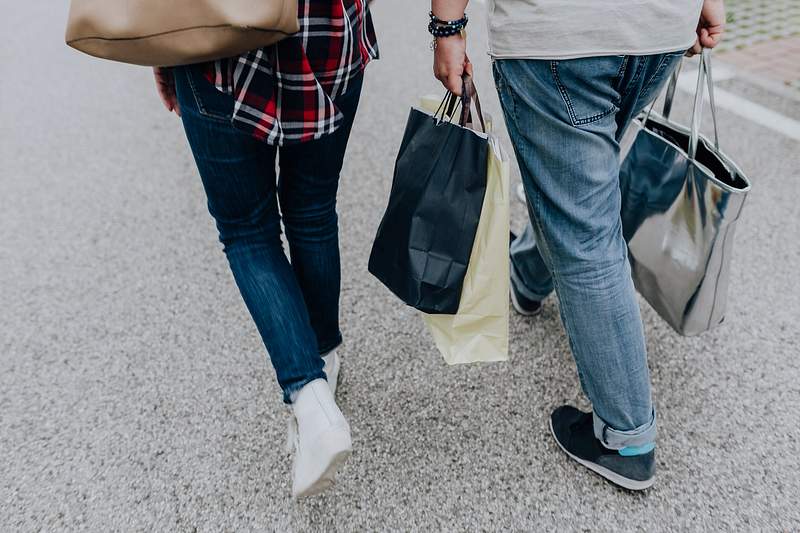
593, 409, 657, 450
283, 373, 326, 405
510, 261, 550, 302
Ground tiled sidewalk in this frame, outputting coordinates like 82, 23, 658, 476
718, 0, 800, 90
720, 37, 800, 91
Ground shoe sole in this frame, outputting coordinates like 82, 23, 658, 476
294, 448, 351, 498
293, 423, 352, 499
549, 418, 655, 491
509, 285, 542, 317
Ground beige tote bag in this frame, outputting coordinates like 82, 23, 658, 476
417, 95, 511, 365
65, 0, 299, 67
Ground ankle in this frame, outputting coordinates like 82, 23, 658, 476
292, 379, 344, 429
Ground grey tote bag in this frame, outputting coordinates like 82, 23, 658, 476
619, 49, 751, 336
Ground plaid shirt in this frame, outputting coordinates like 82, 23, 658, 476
202, 0, 378, 145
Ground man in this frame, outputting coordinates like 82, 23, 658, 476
430, 0, 725, 490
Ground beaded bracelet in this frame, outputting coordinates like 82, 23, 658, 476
428, 22, 466, 38
429, 12, 468, 26
428, 11, 468, 37
428, 12, 468, 50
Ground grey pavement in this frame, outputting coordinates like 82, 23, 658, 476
2, 1, 799, 531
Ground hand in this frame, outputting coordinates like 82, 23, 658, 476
433, 34, 472, 96
153, 67, 181, 116
688, 0, 725, 56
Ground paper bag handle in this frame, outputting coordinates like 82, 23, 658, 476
433, 74, 487, 133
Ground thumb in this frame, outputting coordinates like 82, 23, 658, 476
464, 62, 474, 78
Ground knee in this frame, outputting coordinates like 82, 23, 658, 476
281, 200, 338, 243
212, 203, 282, 252
550, 220, 629, 285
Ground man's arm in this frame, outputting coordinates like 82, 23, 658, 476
688, 0, 726, 55
432, 0, 470, 95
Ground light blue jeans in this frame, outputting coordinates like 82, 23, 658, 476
493, 52, 684, 449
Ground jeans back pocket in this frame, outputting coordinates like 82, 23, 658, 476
182, 64, 236, 123
550, 56, 627, 126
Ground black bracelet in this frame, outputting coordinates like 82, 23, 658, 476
428, 12, 468, 38
428, 22, 466, 38
429, 11, 468, 27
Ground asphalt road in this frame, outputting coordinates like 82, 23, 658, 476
2, 1, 799, 531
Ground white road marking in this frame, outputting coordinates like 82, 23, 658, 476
676, 68, 800, 143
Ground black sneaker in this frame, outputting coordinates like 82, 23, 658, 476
509, 231, 542, 316
549, 406, 656, 491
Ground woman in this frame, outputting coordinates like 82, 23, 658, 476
152, 1, 378, 498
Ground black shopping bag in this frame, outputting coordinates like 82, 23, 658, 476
368, 78, 489, 314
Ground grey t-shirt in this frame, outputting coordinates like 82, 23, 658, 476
487, 0, 704, 59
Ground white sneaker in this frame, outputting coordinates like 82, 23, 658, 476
284, 352, 340, 454
322, 350, 340, 396
288, 379, 352, 499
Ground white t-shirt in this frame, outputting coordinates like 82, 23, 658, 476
487, 0, 704, 59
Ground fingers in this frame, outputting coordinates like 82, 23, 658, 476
166, 86, 181, 116
687, 25, 724, 57
447, 72, 463, 96
433, 36, 468, 95
161, 86, 178, 114
434, 60, 464, 95
434, 67, 461, 94
686, 38, 703, 57
699, 26, 724, 48
699, 0, 726, 48
156, 83, 172, 112
153, 67, 181, 116
692, 0, 726, 54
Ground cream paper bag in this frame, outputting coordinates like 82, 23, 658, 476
417, 96, 511, 365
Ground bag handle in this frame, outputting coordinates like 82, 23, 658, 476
433, 74, 487, 133
656, 49, 720, 158
661, 61, 682, 119
459, 75, 487, 133
688, 48, 720, 157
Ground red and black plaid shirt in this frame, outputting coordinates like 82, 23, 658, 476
202, 0, 378, 145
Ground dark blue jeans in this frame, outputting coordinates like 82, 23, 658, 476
174, 64, 363, 403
